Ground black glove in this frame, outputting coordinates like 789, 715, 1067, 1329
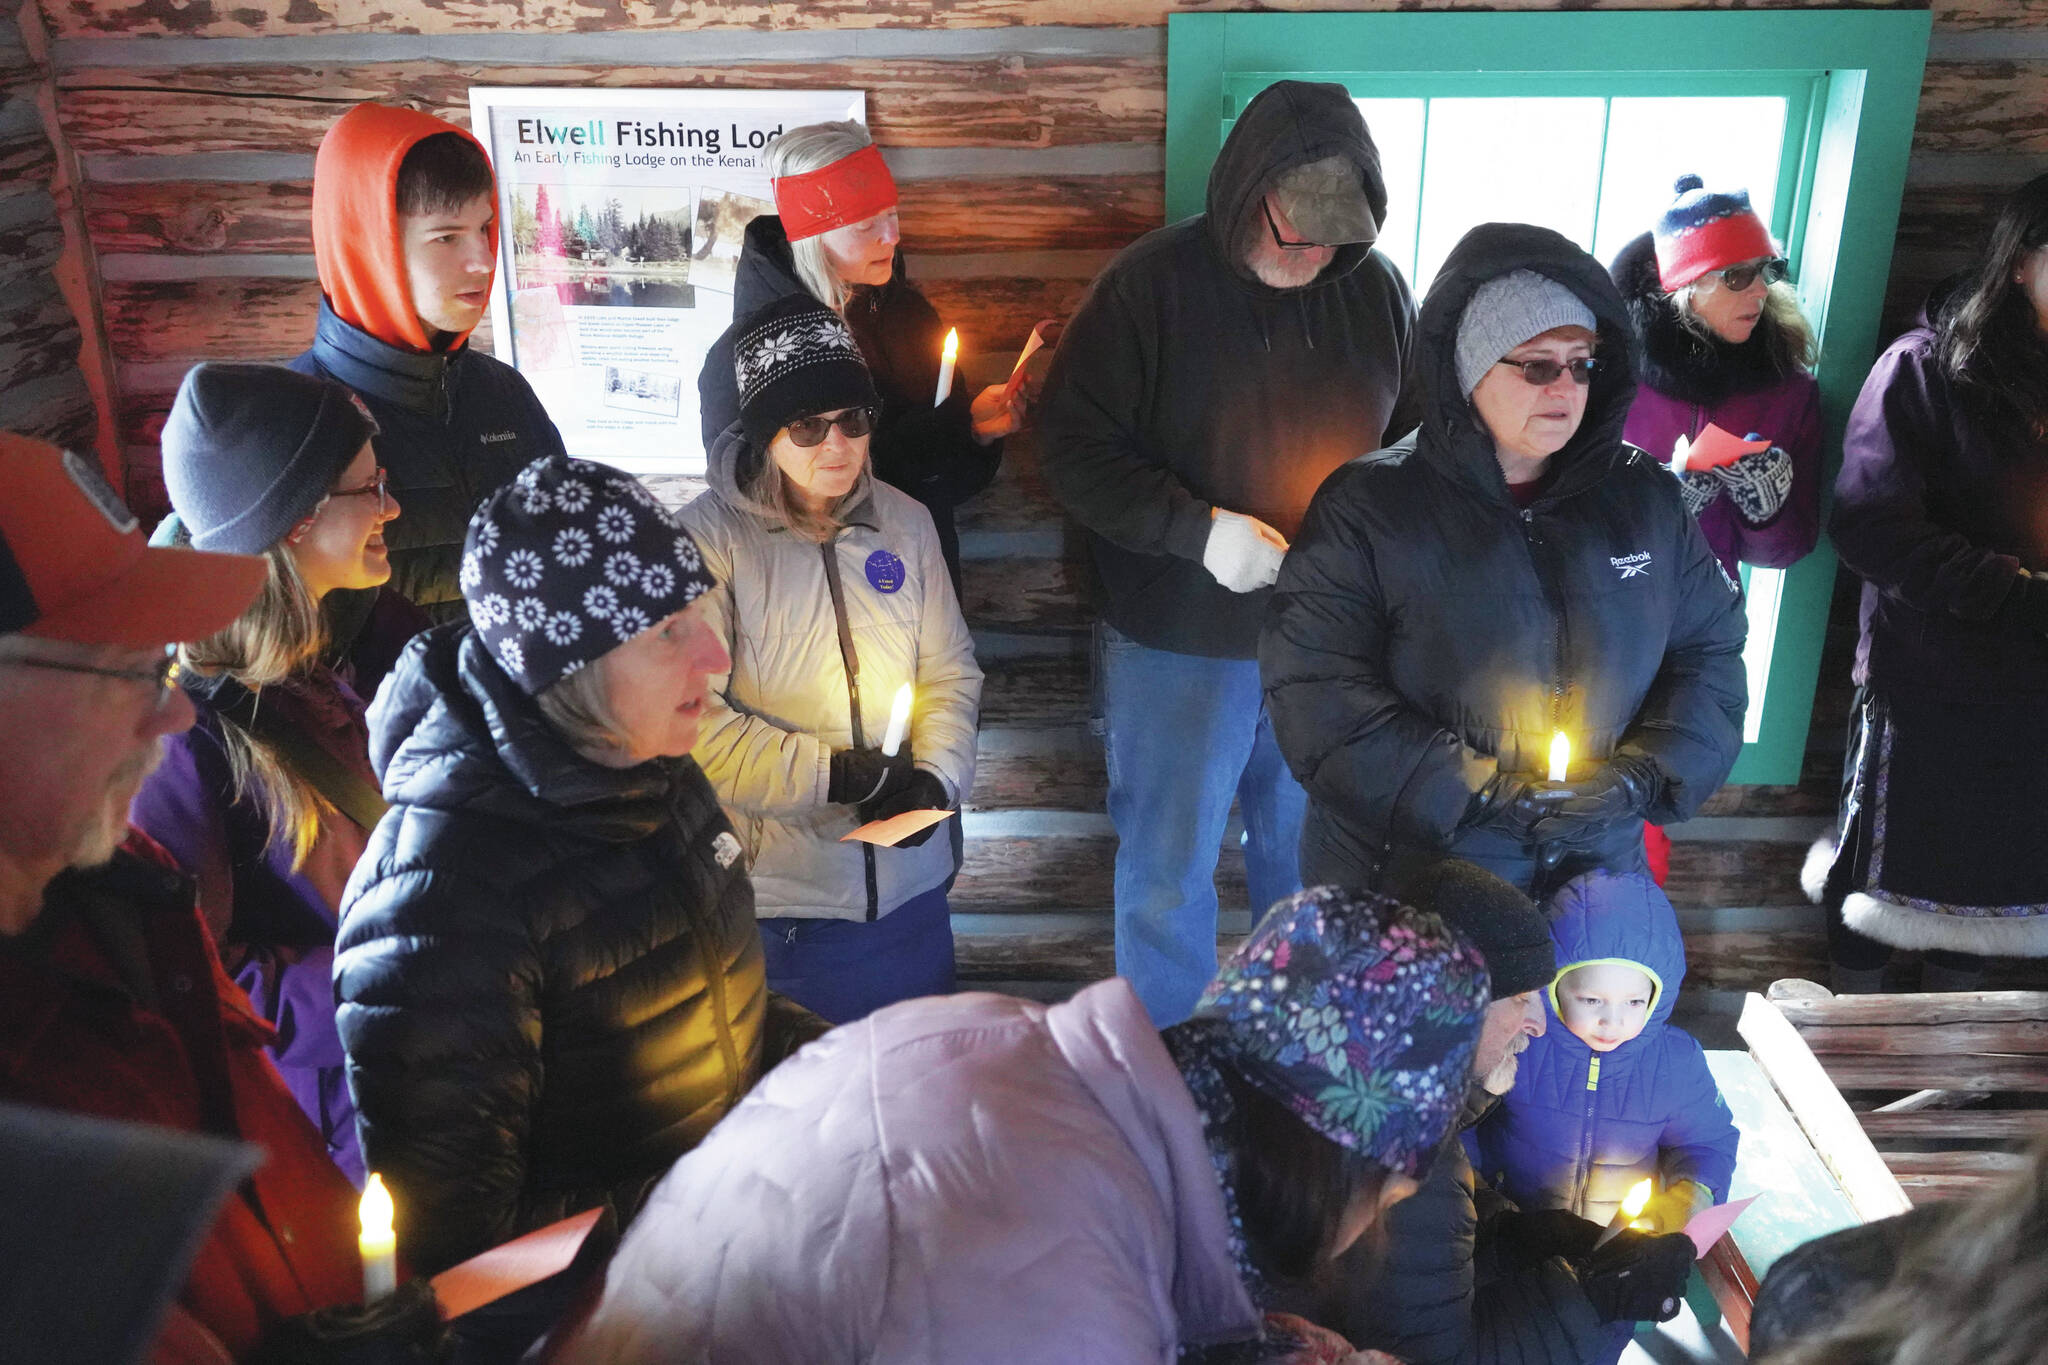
860, 770, 952, 847
1715, 443, 1795, 525
1525, 755, 1662, 850
248, 1278, 446, 1364
1463, 770, 1553, 842
1491, 1207, 1604, 1269
828, 747, 917, 806
1582, 1229, 1695, 1324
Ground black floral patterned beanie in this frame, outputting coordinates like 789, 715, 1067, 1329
460, 454, 716, 696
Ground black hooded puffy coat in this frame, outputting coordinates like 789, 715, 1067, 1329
1261, 223, 1748, 894
335, 623, 820, 1275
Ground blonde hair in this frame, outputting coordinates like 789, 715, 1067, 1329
1678, 277, 1818, 371
534, 651, 629, 765
764, 120, 878, 315
741, 440, 867, 545
176, 545, 331, 870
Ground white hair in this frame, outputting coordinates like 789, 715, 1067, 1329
764, 120, 876, 314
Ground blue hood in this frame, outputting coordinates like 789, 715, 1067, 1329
1545, 869, 1687, 1039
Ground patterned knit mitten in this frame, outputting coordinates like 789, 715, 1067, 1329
1675, 465, 1720, 518
1716, 444, 1794, 525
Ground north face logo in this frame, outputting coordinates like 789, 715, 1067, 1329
712, 832, 743, 869
1611, 552, 1652, 580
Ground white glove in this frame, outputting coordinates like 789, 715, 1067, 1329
1202, 509, 1288, 593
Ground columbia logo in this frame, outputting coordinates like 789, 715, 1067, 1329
1611, 551, 1652, 580
479, 431, 519, 444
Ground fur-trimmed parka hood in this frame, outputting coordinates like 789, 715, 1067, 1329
1610, 230, 1805, 408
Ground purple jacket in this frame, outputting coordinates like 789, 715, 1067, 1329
556, 979, 1261, 1364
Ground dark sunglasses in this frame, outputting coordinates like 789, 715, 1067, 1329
1494, 356, 1599, 386
1261, 197, 1322, 251
784, 407, 876, 448
1709, 258, 1789, 292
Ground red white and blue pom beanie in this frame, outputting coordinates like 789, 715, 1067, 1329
1652, 174, 1777, 292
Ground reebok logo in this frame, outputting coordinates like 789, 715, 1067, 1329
479, 430, 519, 444
1611, 551, 1652, 580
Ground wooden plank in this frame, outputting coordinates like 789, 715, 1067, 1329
1859, 1110, 2048, 1141
917, 274, 1091, 356
1891, 1172, 2006, 1200
979, 653, 1090, 729
1684, 932, 1828, 995
1822, 1054, 2048, 1092
83, 174, 1161, 259
1737, 992, 1916, 1222
0, 281, 85, 394
1934, 0, 2048, 31
958, 553, 1088, 632
0, 209, 63, 296
1698, 1236, 1758, 1357
1694, 780, 1838, 819
1912, 62, 2048, 158
1771, 989, 2048, 1028
1798, 1020, 2048, 1055
1881, 1149, 2031, 1177
955, 832, 1247, 910
0, 93, 56, 188
53, 56, 1164, 158
1662, 839, 1809, 911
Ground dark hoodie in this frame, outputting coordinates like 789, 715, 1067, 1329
1262, 223, 1748, 895
291, 104, 566, 631
697, 214, 1000, 586
1035, 80, 1422, 659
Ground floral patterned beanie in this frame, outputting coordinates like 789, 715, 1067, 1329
1181, 885, 1491, 1179
460, 454, 715, 695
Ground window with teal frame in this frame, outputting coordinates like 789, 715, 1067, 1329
1168, 10, 1931, 784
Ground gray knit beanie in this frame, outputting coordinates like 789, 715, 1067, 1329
161, 362, 379, 554
1454, 270, 1598, 396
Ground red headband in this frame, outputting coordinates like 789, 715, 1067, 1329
772, 144, 899, 242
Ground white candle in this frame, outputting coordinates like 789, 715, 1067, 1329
934, 328, 958, 408
359, 1173, 398, 1302
881, 682, 914, 757
1548, 732, 1571, 783
1670, 434, 1691, 475
1592, 1177, 1655, 1250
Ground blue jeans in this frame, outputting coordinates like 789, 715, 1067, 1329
758, 883, 956, 1025
1098, 622, 1308, 1026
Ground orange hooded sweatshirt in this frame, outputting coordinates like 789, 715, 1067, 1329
312, 103, 497, 355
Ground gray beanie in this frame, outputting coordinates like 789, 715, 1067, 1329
161, 362, 378, 554
1454, 270, 1598, 396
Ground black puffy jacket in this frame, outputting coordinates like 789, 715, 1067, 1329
293, 299, 566, 624
1261, 223, 1747, 894
335, 623, 819, 1274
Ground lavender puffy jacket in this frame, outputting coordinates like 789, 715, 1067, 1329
554, 979, 1262, 1364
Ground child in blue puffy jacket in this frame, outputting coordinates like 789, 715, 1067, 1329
1472, 868, 1739, 1236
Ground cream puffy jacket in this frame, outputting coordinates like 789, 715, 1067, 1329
681, 425, 982, 920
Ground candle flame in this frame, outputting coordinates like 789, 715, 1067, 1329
941, 328, 959, 361
360, 1173, 395, 1241
1548, 732, 1571, 783
1621, 1178, 1653, 1220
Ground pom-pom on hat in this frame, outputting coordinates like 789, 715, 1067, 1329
1653, 174, 1778, 293
1184, 885, 1491, 1177
733, 294, 880, 450
461, 454, 716, 696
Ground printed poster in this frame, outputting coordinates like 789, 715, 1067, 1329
470, 87, 867, 475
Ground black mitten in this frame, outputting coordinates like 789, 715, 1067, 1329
1716, 444, 1794, 525
1582, 1230, 1695, 1324
828, 747, 917, 806
248, 1279, 446, 1365
1491, 1207, 1605, 1268
860, 770, 952, 847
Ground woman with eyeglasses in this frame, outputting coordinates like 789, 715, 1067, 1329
1262, 224, 1748, 899
1610, 175, 1823, 584
696, 120, 1024, 592
129, 361, 403, 1185
682, 295, 982, 1023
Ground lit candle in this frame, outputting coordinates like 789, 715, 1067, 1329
934, 328, 958, 408
881, 682, 914, 757
1592, 1177, 1655, 1250
1548, 731, 1571, 783
359, 1173, 398, 1302
1670, 433, 1691, 475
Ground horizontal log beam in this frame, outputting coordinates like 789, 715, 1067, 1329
83, 174, 1162, 257
53, 55, 1163, 157
1824, 1054, 2048, 1092
1771, 989, 2048, 1028
1912, 61, 2048, 158
1881, 1149, 2031, 1176
1859, 1110, 2048, 1141
1796, 1021, 2048, 1055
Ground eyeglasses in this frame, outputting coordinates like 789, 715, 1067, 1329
3, 647, 183, 708
1261, 197, 1322, 251
328, 467, 392, 516
1707, 258, 1788, 293
784, 408, 876, 448
1495, 356, 1600, 386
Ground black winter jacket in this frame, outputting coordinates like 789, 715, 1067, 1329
335, 624, 820, 1274
1035, 79, 1422, 659
1262, 223, 1748, 894
293, 299, 565, 624
698, 215, 1001, 585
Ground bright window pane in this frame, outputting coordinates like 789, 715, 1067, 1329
1591, 97, 1788, 265
1413, 97, 1606, 292
1354, 98, 1427, 288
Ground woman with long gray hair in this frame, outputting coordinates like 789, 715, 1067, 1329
697, 119, 1024, 586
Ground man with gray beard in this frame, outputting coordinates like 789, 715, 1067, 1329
1038, 79, 1422, 1026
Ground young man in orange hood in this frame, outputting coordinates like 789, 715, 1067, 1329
292, 102, 565, 660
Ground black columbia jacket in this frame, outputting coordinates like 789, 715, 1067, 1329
1035, 79, 1422, 659
335, 624, 822, 1274
1262, 223, 1747, 893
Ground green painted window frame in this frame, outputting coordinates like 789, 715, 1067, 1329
1168, 9, 1931, 785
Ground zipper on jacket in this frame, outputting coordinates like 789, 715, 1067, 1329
1575, 1053, 1603, 1216
820, 540, 882, 922
1518, 508, 1570, 740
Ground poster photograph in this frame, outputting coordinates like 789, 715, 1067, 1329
470, 87, 866, 475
